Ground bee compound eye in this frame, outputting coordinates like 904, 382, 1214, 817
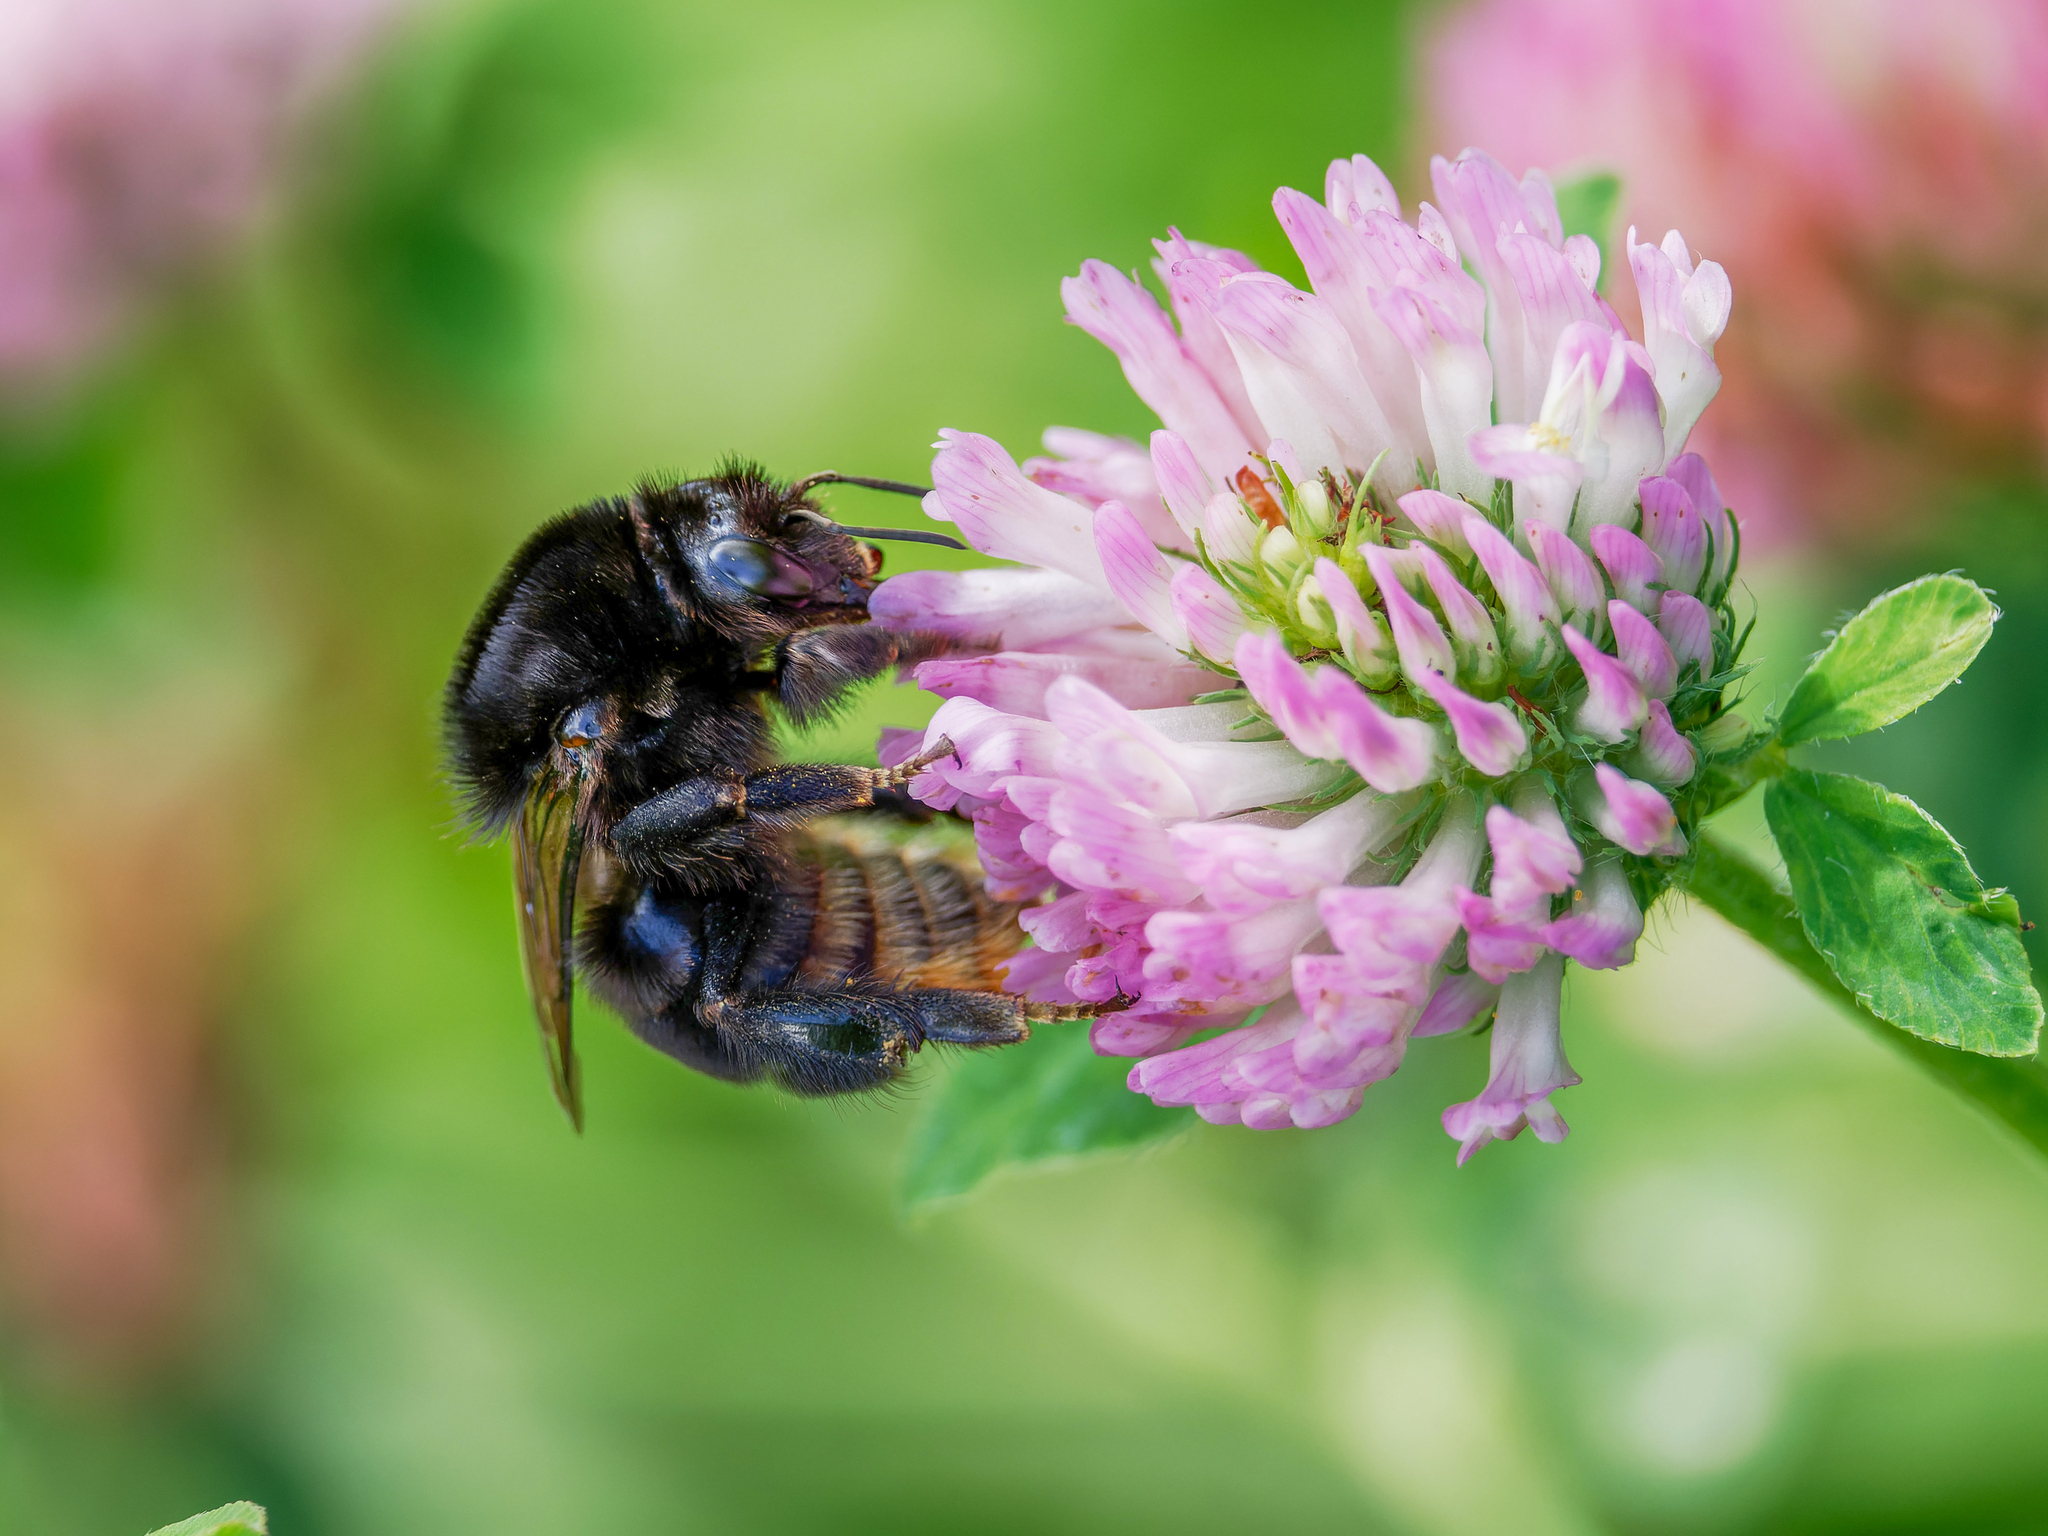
707, 536, 814, 597
557, 701, 603, 748
706, 536, 777, 592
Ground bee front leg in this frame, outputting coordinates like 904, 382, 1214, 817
770, 626, 961, 728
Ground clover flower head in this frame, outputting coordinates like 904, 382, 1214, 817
875, 146, 1760, 1159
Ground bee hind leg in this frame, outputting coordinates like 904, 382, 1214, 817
682, 899, 1024, 1098
688, 985, 1021, 1097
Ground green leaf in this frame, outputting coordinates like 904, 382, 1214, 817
1554, 171, 1622, 295
1778, 573, 1996, 744
1687, 836, 2048, 1158
1765, 770, 2042, 1055
901, 1021, 1195, 1210
147, 1503, 268, 1536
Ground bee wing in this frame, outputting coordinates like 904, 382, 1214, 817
512, 773, 587, 1130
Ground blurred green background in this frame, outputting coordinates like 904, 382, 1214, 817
3, 1, 2046, 1532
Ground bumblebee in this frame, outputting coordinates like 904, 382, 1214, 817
446, 466, 1068, 1128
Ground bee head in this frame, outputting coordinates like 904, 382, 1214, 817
637, 465, 887, 644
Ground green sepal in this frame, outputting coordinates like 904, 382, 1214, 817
899, 1020, 1194, 1211
1765, 769, 2042, 1056
1777, 573, 1997, 745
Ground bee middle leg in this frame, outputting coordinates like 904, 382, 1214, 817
611, 737, 957, 872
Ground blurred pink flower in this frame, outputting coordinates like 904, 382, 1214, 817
0, 0, 409, 383
1426, 0, 2048, 542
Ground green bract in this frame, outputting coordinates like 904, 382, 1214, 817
1777, 573, 1997, 745
1767, 771, 2041, 1055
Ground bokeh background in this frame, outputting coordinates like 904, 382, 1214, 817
3, 0, 2046, 1530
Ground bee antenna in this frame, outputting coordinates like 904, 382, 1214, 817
789, 470, 933, 499
786, 471, 970, 551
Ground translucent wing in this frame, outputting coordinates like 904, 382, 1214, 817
513, 773, 587, 1130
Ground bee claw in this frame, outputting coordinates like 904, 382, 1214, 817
875, 734, 959, 790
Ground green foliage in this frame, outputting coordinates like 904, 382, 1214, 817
1778, 574, 1997, 745
901, 1020, 1194, 1209
1553, 171, 1622, 294
1765, 770, 2042, 1056
147, 1504, 268, 1536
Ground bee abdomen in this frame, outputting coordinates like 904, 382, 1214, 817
793, 825, 1024, 993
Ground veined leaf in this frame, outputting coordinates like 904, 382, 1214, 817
1766, 770, 2041, 1055
1778, 573, 1996, 744
147, 1504, 268, 1536
901, 1021, 1194, 1210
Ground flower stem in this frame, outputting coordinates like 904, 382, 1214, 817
1688, 834, 2048, 1159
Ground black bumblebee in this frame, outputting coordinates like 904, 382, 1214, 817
446, 465, 1070, 1128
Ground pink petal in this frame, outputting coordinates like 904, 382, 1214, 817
870, 565, 1128, 650
1094, 499, 1188, 648
1150, 429, 1216, 544
1359, 544, 1457, 682
1415, 545, 1504, 687
1658, 591, 1716, 682
1235, 629, 1439, 792
1170, 563, 1248, 664
1063, 259, 1255, 480
1562, 624, 1649, 743
1543, 857, 1643, 970
1208, 271, 1415, 488
1498, 229, 1617, 418
1151, 230, 1267, 447
1409, 666, 1528, 777
1627, 227, 1723, 459
1637, 474, 1707, 596
913, 644, 1217, 716
1525, 521, 1605, 634
929, 430, 1107, 586
1092, 1013, 1201, 1058
1442, 952, 1576, 1164
1484, 795, 1583, 914
1589, 763, 1684, 857
1630, 698, 1698, 786
1272, 187, 1432, 478
1398, 488, 1477, 558
1311, 557, 1398, 682
1467, 423, 1584, 536
1172, 790, 1407, 914
1373, 279, 1495, 500
1429, 149, 1541, 422
1665, 451, 1737, 597
1026, 428, 1180, 547
1456, 888, 1550, 983
1463, 514, 1561, 669
1413, 971, 1501, 1037
1326, 153, 1400, 223
1590, 524, 1664, 612
1609, 599, 1678, 699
